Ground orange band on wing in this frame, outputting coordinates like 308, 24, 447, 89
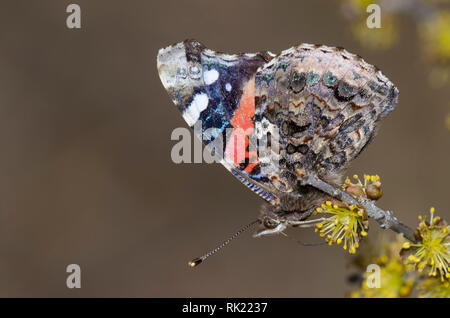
231, 78, 255, 131
225, 78, 258, 168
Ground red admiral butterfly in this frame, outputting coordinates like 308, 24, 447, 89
157, 39, 398, 266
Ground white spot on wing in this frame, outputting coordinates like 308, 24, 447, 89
221, 54, 238, 61
203, 69, 219, 85
225, 83, 232, 92
204, 49, 216, 56
183, 93, 209, 126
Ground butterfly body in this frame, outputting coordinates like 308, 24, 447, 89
157, 40, 398, 234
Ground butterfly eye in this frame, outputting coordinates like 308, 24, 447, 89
262, 217, 279, 229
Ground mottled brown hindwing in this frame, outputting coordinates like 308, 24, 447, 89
254, 44, 398, 193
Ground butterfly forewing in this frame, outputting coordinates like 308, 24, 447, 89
157, 40, 280, 204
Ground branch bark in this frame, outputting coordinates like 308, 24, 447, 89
299, 173, 417, 243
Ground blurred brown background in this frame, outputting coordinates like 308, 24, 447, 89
0, 0, 448, 297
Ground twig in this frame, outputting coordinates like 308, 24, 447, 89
299, 173, 417, 243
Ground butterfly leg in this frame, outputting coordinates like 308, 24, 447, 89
286, 216, 328, 228
297, 172, 417, 242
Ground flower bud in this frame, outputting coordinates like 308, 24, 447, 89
344, 184, 365, 198
366, 183, 383, 200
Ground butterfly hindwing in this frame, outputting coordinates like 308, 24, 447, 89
254, 44, 398, 194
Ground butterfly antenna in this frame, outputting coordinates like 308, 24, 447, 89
188, 219, 259, 268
